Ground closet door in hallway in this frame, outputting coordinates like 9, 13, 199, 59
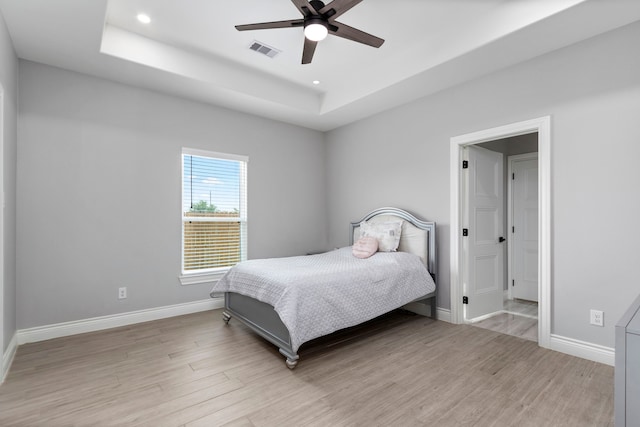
511, 155, 538, 302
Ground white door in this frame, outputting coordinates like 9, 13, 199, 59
511, 156, 539, 301
464, 146, 505, 320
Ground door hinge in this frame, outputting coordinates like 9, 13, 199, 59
462, 160, 468, 169
463, 296, 469, 304
512, 279, 515, 287
462, 228, 468, 237
512, 172, 515, 180
512, 226, 515, 233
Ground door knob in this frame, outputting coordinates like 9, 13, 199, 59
499, 237, 506, 243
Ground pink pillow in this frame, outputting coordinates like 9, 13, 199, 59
352, 236, 379, 259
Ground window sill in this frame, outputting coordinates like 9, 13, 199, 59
179, 270, 228, 286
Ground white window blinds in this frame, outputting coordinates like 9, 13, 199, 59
182, 148, 247, 275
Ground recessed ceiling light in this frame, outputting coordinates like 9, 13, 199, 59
313, 80, 320, 85
137, 14, 151, 24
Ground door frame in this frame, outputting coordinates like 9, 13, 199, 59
0, 85, 4, 368
450, 116, 550, 348
507, 152, 538, 302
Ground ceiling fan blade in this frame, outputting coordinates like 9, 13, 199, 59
236, 19, 304, 31
302, 38, 318, 64
329, 21, 384, 48
291, 0, 319, 16
319, 0, 362, 21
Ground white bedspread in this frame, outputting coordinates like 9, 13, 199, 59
210, 247, 436, 353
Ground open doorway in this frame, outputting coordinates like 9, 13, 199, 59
466, 134, 539, 342
449, 116, 551, 349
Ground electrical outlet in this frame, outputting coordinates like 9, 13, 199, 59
590, 309, 604, 327
118, 287, 127, 300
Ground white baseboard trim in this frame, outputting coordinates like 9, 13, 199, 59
549, 334, 614, 366
437, 308, 452, 323
17, 298, 224, 346
2, 332, 18, 383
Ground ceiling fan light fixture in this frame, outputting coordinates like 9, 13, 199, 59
235, 1, 384, 64
304, 19, 328, 42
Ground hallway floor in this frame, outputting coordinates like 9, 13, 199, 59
472, 298, 538, 342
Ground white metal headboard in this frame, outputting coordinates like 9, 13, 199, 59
350, 207, 437, 281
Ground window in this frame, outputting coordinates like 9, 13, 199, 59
180, 148, 247, 285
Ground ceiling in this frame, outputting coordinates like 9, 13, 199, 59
1, 0, 640, 131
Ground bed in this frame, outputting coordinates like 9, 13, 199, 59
209, 207, 437, 369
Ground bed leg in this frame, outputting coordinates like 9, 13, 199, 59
222, 311, 232, 324
285, 358, 298, 370
279, 348, 299, 369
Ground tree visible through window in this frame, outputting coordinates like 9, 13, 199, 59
182, 148, 247, 275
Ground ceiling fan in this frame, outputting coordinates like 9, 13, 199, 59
235, 0, 385, 64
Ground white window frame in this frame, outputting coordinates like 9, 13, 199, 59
179, 147, 248, 285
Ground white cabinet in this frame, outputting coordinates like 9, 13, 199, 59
616, 294, 640, 426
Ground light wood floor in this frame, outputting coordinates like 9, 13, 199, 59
0, 309, 613, 426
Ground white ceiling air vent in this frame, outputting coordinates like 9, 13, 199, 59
249, 41, 281, 58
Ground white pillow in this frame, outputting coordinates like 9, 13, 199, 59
359, 220, 403, 252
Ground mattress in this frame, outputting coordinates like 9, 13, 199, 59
210, 247, 436, 352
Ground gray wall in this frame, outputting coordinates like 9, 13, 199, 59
325, 21, 640, 348
10, 15, 640, 352
17, 62, 327, 329
0, 11, 17, 355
